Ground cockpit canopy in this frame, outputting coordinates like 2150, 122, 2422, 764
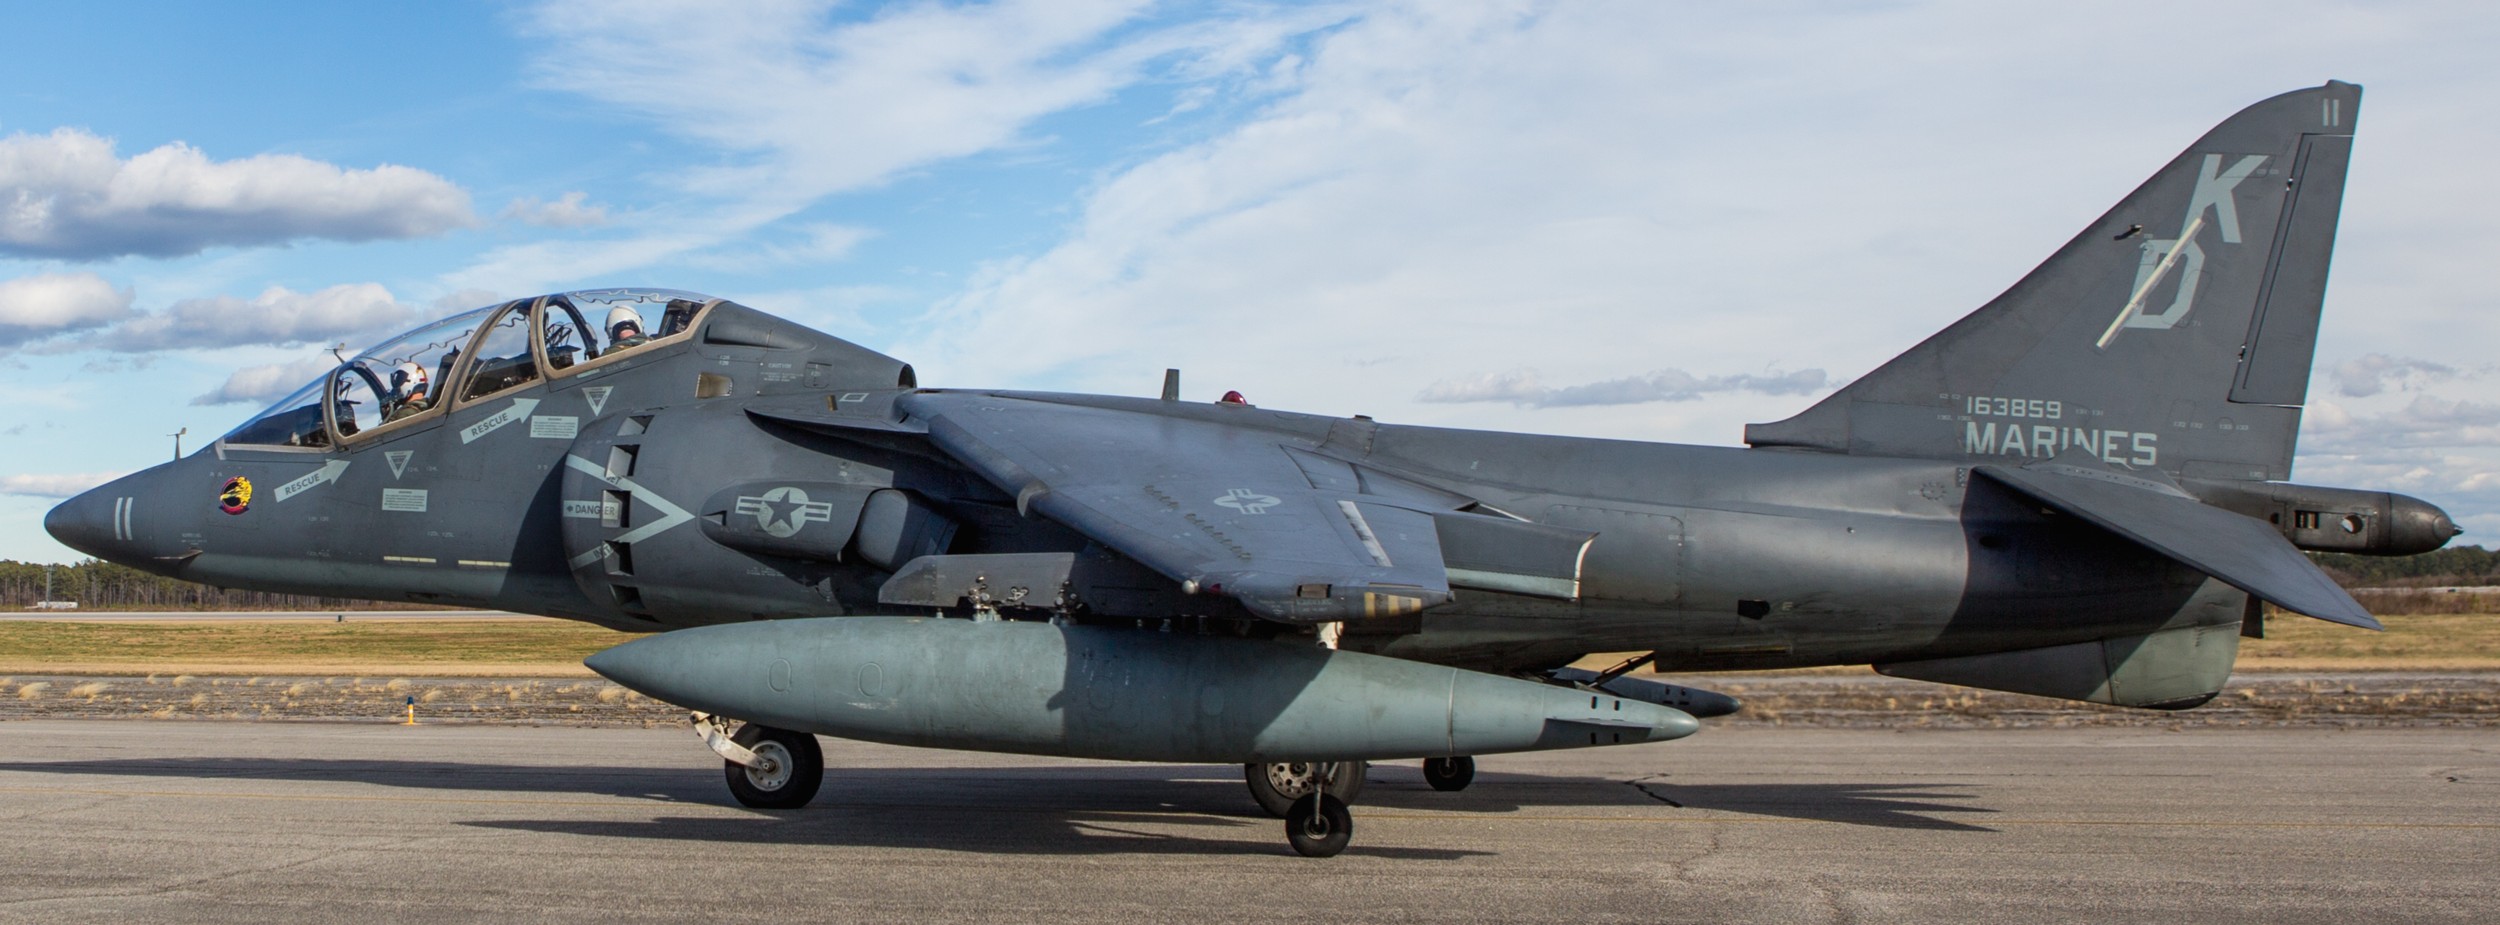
221, 288, 718, 449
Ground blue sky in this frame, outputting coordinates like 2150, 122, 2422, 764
3, 1, 2497, 562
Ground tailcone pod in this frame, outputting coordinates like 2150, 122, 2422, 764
2181, 479, 2463, 556
586, 617, 1699, 763
2384, 492, 2463, 556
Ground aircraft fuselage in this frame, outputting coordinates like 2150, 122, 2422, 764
48, 308, 2237, 680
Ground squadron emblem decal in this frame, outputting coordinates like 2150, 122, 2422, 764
219, 476, 253, 515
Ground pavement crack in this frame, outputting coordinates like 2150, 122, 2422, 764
1627, 777, 1684, 807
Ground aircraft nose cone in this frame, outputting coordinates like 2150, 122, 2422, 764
44, 489, 118, 560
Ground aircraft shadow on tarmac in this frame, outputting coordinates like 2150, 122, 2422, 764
0, 758, 1995, 853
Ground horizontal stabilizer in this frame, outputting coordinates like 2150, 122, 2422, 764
1976, 463, 2377, 628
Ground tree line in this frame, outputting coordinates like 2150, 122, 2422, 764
0, 559, 433, 611
2310, 545, 2500, 588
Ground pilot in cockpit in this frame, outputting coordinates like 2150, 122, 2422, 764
385, 362, 432, 422
607, 307, 651, 351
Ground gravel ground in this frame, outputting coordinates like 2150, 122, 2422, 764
0, 670, 2490, 728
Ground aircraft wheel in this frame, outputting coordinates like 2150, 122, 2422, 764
723, 724, 823, 810
1284, 793, 1354, 858
1423, 755, 1476, 792
1245, 761, 1366, 818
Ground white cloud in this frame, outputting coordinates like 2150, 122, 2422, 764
524, 0, 1307, 199
2302, 395, 2500, 453
1420, 366, 1826, 407
0, 471, 124, 498
74, 283, 415, 353
2332, 353, 2466, 397
0, 271, 133, 346
0, 127, 476, 260
502, 191, 610, 228
189, 356, 339, 406
449, 0, 1343, 292
892, 1, 2500, 450
684, 223, 874, 271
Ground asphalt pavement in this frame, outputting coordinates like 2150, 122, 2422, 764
0, 721, 2490, 924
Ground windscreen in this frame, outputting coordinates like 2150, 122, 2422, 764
221, 376, 333, 447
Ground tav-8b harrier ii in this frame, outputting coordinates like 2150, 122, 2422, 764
48, 82, 2458, 856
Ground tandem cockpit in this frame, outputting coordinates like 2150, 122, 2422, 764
218, 289, 718, 450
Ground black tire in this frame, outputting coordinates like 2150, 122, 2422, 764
723, 724, 823, 810
1423, 755, 1476, 792
1244, 761, 1367, 818
1284, 793, 1353, 858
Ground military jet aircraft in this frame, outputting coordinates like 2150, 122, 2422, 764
47, 81, 2459, 856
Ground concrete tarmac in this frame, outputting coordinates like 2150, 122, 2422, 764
0, 721, 2490, 924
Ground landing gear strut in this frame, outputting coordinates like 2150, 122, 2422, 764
1244, 760, 1366, 817
1423, 755, 1476, 792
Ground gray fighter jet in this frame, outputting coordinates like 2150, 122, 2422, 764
47, 81, 2458, 856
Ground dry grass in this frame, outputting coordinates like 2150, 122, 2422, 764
0, 619, 641, 677
2240, 611, 2500, 670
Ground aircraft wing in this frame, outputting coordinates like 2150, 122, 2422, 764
898, 392, 1466, 623
1976, 462, 2378, 629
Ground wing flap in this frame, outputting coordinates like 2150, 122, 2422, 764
1976, 463, 2377, 629
908, 393, 1455, 623
1434, 511, 1595, 599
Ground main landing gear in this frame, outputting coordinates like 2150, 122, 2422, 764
1244, 757, 1476, 857
688, 718, 1474, 859
697, 713, 824, 810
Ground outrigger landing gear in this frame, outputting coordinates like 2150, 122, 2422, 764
695, 712, 824, 810
1244, 760, 1367, 818
1279, 761, 1358, 857
1422, 755, 1476, 792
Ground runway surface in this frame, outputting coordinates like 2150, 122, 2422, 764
0, 721, 2490, 924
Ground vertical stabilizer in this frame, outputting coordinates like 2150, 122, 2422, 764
1746, 82, 2360, 482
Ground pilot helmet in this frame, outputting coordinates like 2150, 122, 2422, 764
607, 306, 646, 342
391, 361, 429, 398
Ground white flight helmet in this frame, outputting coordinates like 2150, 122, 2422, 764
607, 306, 647, 342
392, 361, 429, 399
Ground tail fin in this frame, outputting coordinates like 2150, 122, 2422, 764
1746, 82, 2360, 482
